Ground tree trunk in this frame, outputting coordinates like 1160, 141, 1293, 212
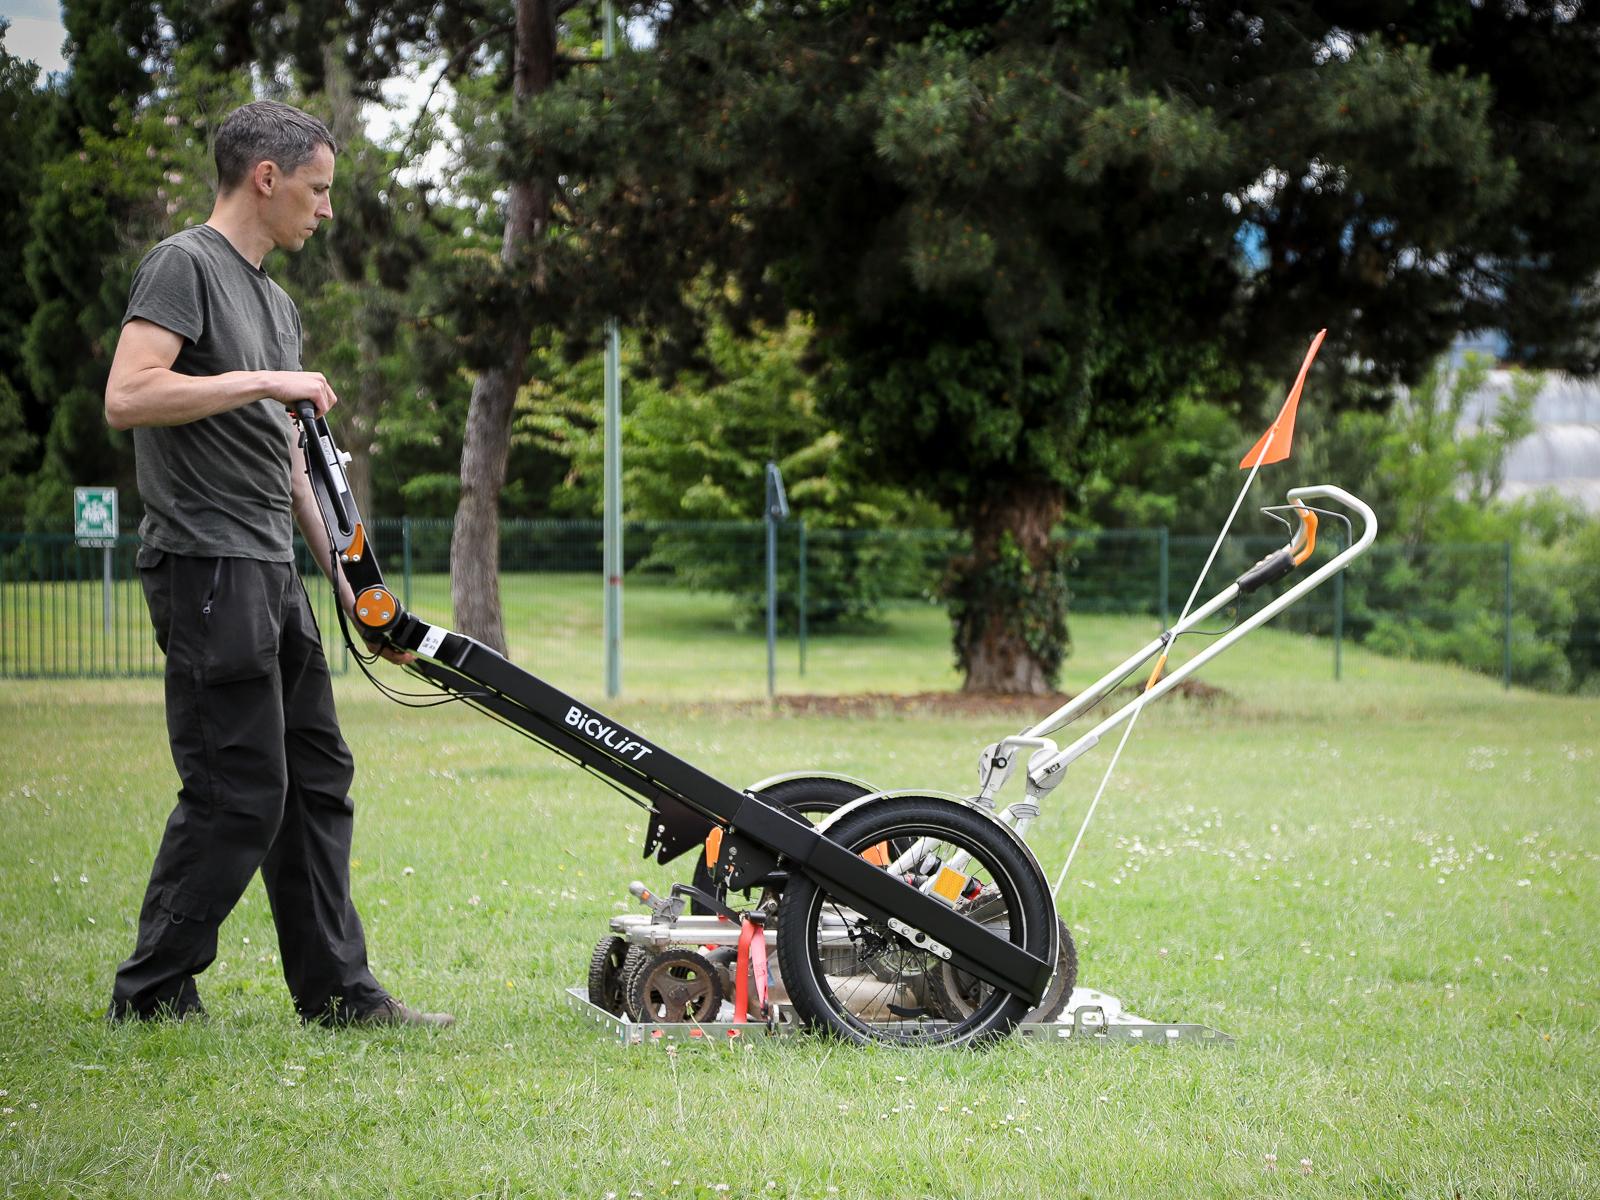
951, 484, 1069, 694
449, 0, 553, 653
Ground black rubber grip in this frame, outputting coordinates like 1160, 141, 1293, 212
1237, 546, 1294, 594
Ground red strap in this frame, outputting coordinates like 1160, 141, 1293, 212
733, 919, 753, 1023
748, 920, 769, 1014
733, 917, 770, 1023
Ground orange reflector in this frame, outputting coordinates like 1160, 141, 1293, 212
704, 827, 723, 869
932, 866, 966, 903
862, 842, 890, 867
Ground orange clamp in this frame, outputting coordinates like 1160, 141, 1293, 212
353, 586, 396, 628
340, 522, 367, 563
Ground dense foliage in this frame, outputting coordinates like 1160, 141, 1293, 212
521, 0, 1600, 688
521, 313, 942, 627
1302, 358, 1599, 692
1089, 355, 1600, 693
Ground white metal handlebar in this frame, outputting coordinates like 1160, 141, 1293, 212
1024, 484, 1377, 787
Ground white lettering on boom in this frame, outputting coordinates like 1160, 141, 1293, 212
563, 704, 653, 762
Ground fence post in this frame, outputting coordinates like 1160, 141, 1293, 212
797, 520, 807, 678
1502, 541, 1513, 691
1157, 527, 1169, 628
1333, 544, 1344, 682
401, 516, 412, 610
102, 545, 113, 646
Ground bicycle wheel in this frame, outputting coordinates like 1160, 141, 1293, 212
776, 795, 1054, 1047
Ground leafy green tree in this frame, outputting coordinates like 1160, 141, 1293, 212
524, 0, 1600, 691
523, 314, 931, 525
522, 312, 942, 626
1296, 354, 1598, 691
449, 0, 579, 655
1081, 399, 1246, 536
19, 0, 166, 529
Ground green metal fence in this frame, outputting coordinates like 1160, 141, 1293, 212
0, 533, 351, 679
0, 520, 1544, 690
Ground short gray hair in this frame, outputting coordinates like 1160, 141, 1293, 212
214, 100, 337, 192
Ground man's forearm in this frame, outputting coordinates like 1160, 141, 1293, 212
293, 486, 343, 589
105, 366, 275, 431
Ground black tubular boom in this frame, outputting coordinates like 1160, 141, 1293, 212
291, 409, 1053, 1004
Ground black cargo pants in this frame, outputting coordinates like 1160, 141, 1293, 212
109, 551, 387, 1022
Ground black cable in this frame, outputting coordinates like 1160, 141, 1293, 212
1176, 607, 1242, 640
310, 541, 481, 708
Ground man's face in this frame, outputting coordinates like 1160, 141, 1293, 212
264, 143, 335, 252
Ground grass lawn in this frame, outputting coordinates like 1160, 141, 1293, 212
0, 595, 1595, 1197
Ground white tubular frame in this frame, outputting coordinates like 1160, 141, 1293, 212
882, 485, 1374, 888
1023, 484, 1376, 790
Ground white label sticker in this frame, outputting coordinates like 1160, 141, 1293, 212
318, 434, 350, 495
417, 625, 446, 658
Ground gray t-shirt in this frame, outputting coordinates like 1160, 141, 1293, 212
123, 224, 303, 562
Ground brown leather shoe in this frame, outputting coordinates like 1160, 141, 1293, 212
352, 997, 455, 1028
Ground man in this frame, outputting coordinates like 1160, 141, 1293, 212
104, 100, 451, 1028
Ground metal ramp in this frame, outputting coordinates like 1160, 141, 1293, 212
563, 985, 1233, 1047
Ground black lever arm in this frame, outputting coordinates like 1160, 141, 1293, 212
291, 402, 412, 647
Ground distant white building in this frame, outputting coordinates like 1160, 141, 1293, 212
1452, 336, 1600, 515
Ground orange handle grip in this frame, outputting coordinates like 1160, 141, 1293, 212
1291, 506, 1318, 566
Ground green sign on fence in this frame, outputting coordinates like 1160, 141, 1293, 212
74, 487, 118, 548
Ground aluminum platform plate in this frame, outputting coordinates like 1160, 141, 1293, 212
563, 986, 1233, 1046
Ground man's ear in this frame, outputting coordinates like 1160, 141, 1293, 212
252, 159, 278, 197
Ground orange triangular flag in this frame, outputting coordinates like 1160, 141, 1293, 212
1240, 328, 1327, 469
